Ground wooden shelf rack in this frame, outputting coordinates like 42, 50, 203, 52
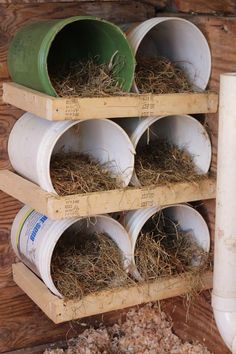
2, 80, 217, 323
0, 170, 216, 219
13, 263, 213, 324
3, 82, 218, 120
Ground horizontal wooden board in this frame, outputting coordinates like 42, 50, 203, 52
3, 82, 219, 120
0, 170, 216, 219
171, 0, 236, 14
13, 262, 213, 324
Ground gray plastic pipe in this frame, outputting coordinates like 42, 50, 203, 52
212, 73, 236, 353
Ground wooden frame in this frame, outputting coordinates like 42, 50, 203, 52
12, 263, 213, 324
0, 170, 216, 219
3, 82, 218, 120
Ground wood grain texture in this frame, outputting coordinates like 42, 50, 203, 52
4, 341, 67, 354
0, 170, 216, 219
172, 0, 236, 14
163, 292, 231, 354
0, 0, 167, 5
187, 15, 236, 174
3, 82, 218, 120
0, 286, 70, 352
12, 263, 213, 324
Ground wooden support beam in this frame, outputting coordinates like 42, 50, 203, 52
12, 263, 213, 324
0, 170, 216, 219
3, 82, 218, 120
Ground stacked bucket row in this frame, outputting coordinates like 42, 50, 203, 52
8, 16, 211, 95
8, 113, 211, 192
8, 16, 212, 299
12, 204, 210, 298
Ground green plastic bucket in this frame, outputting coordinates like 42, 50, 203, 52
8, 16, 136, 96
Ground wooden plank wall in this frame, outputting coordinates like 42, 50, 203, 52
0, 1, 235, 353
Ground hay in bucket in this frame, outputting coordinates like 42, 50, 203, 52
50, 152, 121, 196
135, 56, 192, 94
134, 211, 210, 282
135, 139, 206, 186
50, 54, 126, 97
51, 229, 132, 300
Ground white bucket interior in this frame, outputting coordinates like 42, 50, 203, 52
123, 204, 210, 279
51, 119, 135, 191
8, 113, 135, 193
116, 115, 211, 187
127, 17, 211, 92
48, 216, 132, 297
11, 206, 133, 298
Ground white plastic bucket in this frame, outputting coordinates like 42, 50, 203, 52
11, 205, 133, 297
8, 113, 135, 193
127, 17, 211, 92
115, 114, 211, 186
123, 203, 210, 279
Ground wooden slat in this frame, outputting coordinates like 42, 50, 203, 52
3, 82, 219, 120
0, 171, 51, 215
0, 170, 216, 219
12, 262, 213, 324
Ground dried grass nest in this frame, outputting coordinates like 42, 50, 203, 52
135, 139, 206, 187
51, 230, 133, 300
50, 54, 192, 98
50, 152, 120, 196
51, 212, 211, 301
135, 56, 192, 94
50, 54, 125, 98
135, 212, 210, 282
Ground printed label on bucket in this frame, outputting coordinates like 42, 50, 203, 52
17, 210, 48, 265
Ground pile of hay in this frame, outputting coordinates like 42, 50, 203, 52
135, 139, 205, 186
51, 55, 125, 97
134, 212, 210, 282
44, 303, 212, 354
135, 56, 192, 94
51, 230, 132, 299
50, 152, 120, 196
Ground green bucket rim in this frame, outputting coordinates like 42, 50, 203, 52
37, 16, 135, 96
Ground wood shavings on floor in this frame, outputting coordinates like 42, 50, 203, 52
44, 303, 212, 354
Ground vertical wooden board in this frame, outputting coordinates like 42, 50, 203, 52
0, 286, 70, 352
189, 16, 236, 90
0, 191, 22, 236
0, 192, 22, 290
0, 105, 22, 170
187, 16, 236, 173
